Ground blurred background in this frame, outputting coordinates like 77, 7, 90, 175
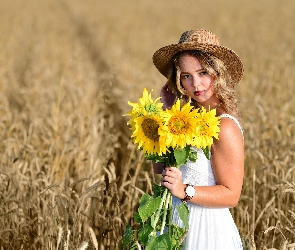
0, 0, 295, 249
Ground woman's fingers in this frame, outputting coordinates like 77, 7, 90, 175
161, 169, 185, 199
162, 167, 180, 177
162, 174, 174, 184
162, 167, 182, 189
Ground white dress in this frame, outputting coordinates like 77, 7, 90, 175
172, 114, 243, 250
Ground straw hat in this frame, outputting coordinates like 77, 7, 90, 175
152, 29, 244, 84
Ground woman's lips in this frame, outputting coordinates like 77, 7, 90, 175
194, 91, 204, 96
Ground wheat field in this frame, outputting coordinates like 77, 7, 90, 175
0, 0, 295, 249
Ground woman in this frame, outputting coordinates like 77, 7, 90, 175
152, 29, 244, 249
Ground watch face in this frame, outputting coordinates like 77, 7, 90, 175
186, 185, 195, 197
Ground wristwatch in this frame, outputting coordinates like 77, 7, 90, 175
181, 184, 195, 204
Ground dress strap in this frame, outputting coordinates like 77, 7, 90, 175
219, 114, 244, 136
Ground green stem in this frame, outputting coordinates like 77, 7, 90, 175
167, 193, 173, 237
150, 188, 168, 235
159, 191, 172, 235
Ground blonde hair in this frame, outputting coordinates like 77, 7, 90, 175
166, 50, 241, 119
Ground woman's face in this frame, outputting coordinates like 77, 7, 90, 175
178, 54, 214, 104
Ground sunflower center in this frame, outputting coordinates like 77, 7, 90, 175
168, 116, 188, 135
141, 118, 160, 141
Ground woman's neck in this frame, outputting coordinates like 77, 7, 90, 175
195, 94, 221, 111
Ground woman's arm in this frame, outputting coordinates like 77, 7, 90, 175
152, 83, 176, 174
161, 118, 244, 208
160, 82, 176, 110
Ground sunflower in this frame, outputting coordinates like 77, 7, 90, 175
131, 110, 167, 155
161, 100, 200, 149
193, 107, 220, 149
126, 88, 163, 118
125, 88, 163, 130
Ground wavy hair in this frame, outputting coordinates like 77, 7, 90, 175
166, 50, 241, 120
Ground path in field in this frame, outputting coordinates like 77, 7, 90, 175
0, 2, 132, 247
0, 0, 130, 180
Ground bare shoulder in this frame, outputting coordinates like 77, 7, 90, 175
212, 116, 244, 153
218, 116, 243, 143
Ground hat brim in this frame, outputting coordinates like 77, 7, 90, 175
152, 42, 244, 84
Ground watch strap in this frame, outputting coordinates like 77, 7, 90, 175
181, 184, 194, 204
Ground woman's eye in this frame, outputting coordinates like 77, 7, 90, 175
181, 74, 190, 79
199, 71, 207, 75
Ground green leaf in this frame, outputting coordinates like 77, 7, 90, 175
146, 154, 159, 161
145, 154, 166, 163
138, 223, 154, 245
174, 146, 190, 167
153, 183, 166, 198
188, 148, 198, 162
203, 146, 211, 160
170, 224, 186, 249
138, 195, 162, 222
127, 241, 138, 250
146, 234, 172, 250
119, 225, 135, 250
176, 203, 189, 229
140, 193, 153, 206
134, 212, 142, 224
146, 150, 177, 167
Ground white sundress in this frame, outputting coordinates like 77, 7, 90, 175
172, 114, 243, 250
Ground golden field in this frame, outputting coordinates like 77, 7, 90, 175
0, 0, 295, 249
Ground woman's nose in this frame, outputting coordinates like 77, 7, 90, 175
192, 76, 201, 87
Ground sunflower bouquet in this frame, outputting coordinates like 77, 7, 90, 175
120, 88, 220, 250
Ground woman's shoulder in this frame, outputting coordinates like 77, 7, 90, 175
212, 113, 244, 153
219, 114, 243, 131
218, 114, 244, 140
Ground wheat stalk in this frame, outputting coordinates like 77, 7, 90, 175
88, 227, 98, 250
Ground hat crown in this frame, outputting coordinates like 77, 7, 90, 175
179, 29, 220, 46
153, 29, 243, 84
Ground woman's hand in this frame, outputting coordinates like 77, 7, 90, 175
161, 167, 185, 199
160, 82, 176, 110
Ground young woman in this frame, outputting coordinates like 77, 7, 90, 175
152, 29, 244, 249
